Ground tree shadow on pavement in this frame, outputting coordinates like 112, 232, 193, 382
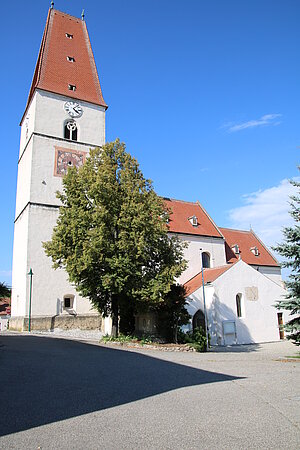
0, 335, 243, 436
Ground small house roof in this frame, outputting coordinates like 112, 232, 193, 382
184, 265, 232, 296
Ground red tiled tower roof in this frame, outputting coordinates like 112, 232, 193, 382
164, 198, 223, 238
23, 8, 107, 119
219, 227, 279, 267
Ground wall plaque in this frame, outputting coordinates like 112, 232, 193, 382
245, 286, 258, 301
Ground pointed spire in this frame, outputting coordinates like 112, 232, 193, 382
81, 9, 85, 21
21, 8, 107, 124
50, 1, 54, 9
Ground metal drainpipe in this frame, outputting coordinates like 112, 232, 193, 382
200, 249, 209, 351
28, 268, 33, 332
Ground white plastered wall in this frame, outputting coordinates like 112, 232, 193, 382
186, 260, 288, 345
175, 234, 227, 284
12, 89, 106, 321
11, 208, 29, 317
34, 90, 105, 145
253, 265, 283, 287
27, 205, 98, 317
29, 134, 93, 207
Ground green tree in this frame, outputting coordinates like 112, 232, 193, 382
44, 140, 186, 336
273, 176, 300, 345
0, 282, 11, 299
154, 284, 190, 343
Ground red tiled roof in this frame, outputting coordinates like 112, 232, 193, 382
164, 198, 223, 238
219, 228, 279, 267
184, 265, 232, 296
23, 8, 107, 120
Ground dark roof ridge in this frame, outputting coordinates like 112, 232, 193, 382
162, 197, 198, 205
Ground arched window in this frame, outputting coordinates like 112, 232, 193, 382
192, 309, 206, 332
64, 120, 78, 141
236, 294, 243, 318
202, 252, 211, 269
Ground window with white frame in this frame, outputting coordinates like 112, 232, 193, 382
63, 294, 74, 310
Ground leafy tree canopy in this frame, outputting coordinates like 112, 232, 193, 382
154, 284, 190, 343
273, 175, 300, 345
44, 140, 186, 336
0, 282, 11, 299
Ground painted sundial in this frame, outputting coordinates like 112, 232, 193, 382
55, 148, 86, 176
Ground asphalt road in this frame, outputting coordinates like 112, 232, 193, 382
0, 333, 299, 449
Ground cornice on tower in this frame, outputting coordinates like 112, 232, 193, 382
22, 8, 107, 123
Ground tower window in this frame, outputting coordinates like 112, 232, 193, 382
68, 84, 76, 91
67, 56, 75, 62
64, 120, 78, 141
66, 33, 73, 39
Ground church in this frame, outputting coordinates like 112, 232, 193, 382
10, 6, 288, 345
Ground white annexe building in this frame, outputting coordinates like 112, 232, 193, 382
10, 6, 288, 344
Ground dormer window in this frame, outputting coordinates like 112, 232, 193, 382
251, 246, 259, 256
232, 244, 240, 254
67, 56, 75, 62
66, 33, 73, 39
68, 84, 76, 91
189, 216, 198, 227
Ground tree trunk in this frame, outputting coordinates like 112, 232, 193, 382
111, 294, 119, 338
174, 317, 178, 344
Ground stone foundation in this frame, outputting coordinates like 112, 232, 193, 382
9, 314, 102, 332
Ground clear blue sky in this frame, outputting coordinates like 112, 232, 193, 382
1, 0, 299, 285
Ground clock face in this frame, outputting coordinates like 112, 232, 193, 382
64, 101, 83, 118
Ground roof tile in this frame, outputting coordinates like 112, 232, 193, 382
164, 198, 222, 238
220, 228, 279, 267
24, 8, 107, 119
184, 265, 232, 296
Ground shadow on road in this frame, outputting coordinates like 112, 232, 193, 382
0, 335, 243, 436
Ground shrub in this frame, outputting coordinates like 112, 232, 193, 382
178, 327, 208, 352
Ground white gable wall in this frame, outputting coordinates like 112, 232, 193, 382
186, 261, 288, 346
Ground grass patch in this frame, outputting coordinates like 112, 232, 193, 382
101, 333, 154, 345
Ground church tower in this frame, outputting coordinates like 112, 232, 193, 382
10, 7, 107, 331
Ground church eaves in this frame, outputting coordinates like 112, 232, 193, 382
22, 8, 107, 121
